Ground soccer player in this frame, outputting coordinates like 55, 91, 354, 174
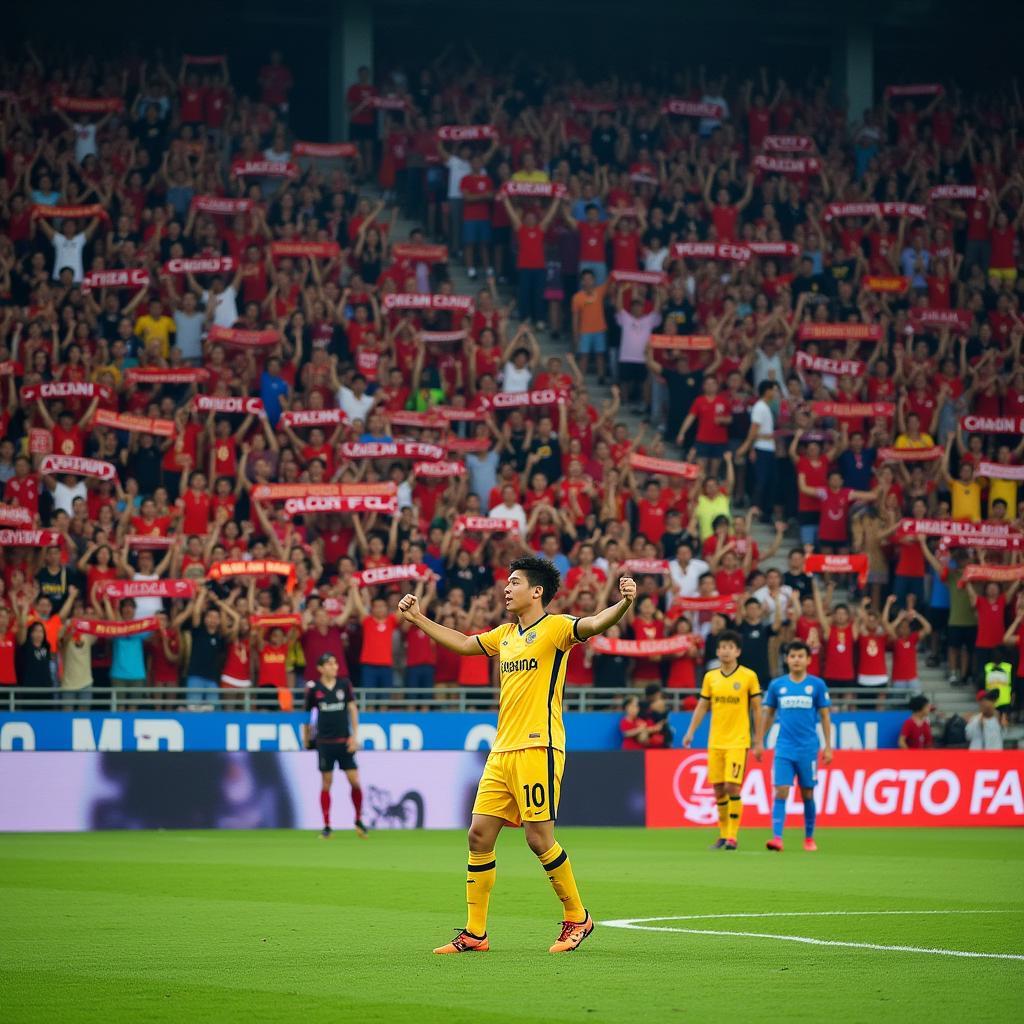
398, 556, 636, 955
755, 640, 833, 852
681, 629, 761, 850
301, 653, 368, 839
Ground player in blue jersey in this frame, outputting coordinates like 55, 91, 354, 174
754, 640, 833, 852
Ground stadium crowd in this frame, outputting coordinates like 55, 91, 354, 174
0, 44, 1022, 734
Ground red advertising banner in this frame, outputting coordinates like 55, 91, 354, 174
645, 750, 1024, 828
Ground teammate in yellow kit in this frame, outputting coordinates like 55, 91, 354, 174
682, 630, 762, 850
399, 556, 636, 954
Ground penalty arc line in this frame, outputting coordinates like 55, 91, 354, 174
599, 911, 1024, 961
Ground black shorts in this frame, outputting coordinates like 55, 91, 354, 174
317, 742, 357, 772
948, 625, 976, 647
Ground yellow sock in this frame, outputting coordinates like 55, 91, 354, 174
716, 798, 729, 836
466, 850, 496, 937
725, 796, 744, 841
538, 842, 585, 923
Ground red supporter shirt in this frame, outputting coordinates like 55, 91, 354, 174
259, 643, 289, 687
858, 632, 888, 678
975, 595, 1006, 649
360, 614, 397, 666
891, 632, 920, 682
460, 174, 493, 220
516, 225, 546, 270
818, 488, 852, 543
690, 395, 729, 445
181, 491, 211, 535
823, 624, 855, 682
900, 716, 933, 749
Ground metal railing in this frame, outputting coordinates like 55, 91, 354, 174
2, 685, 917, 713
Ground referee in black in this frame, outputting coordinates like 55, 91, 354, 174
302, 653, 368, 838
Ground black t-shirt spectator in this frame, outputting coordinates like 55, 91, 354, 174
127, 443, 163, 496
187, 626, 225, 681
591, 125, 618, 164
594, 651, 629, 687
528, 434, 562, 484
784, 570, 814, 602
738, 621, 775, 688
36, 566, 70, 607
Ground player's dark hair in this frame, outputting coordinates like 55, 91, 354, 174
508, 556, 561, 606
717, 629, 743, 650
908, 694, 930, 712
644, 683, 662, 698
786, 640, 810, 656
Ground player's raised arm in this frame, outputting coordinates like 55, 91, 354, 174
574, 575, 637, 640
397, 592, 487, 656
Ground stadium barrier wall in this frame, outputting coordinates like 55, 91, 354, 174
0, 711, 905, 751
2, 750, 1020, 832
645, 750, 1024, 827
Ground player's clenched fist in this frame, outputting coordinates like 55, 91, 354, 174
619, 576, 636, 602
398, 593, 419, 620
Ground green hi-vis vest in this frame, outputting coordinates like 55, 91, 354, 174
983, 662, 1013, 707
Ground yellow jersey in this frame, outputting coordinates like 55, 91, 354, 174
700, 664, 762, 749
477, 612, 581, 753
950, 480, 982, 522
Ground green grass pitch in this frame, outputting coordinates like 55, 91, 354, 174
3, 828, 1022, 1023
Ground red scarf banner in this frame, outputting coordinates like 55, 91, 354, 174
437, 125, 497, 141
93, 408, 175, 437
231, 159, 299, 179
753, 154, 821, 176
127, 367, 210, 385
661, 99, 725, 118
499, 182, 568, 199
798, 323, 882, 342
958, 564, 1024, 587
885, 83, 943, 98
270, 241, 341, 261
355, 564, 434, 588
622, 558, 671, 575
339, 441, 446, 461
71, 617, 157, 638
570, 99, 619, 113
811, 401, 894, 419
208, 559, 297, 593
929, 185, 989, 202
611, 270, 668, 286
164, 256, 235, 275
292, 141, 358, 159
862, 276, 910, 293
876, 446, 944, 463
0, 505, 32, 527
591, 634, 698, 657
444, 436, 493, 453
794, 351, 866, 377
628, 452, 700, 479
21, 381, 113, 403
943, 533, 1024, 551
194, 395, 264, 414
671, 242, 751, 262
667, 596, 737, 614
413, 460, 465, 478
183, 54, 225, 65
0, 361, 23, 376
824, 202, 927, 222
391, 243, 449, 264
28, 430, 51, 455
250, 613, 303, 630
805, 553, 869, 586
54, 96, 124, 113
421, 330, 468, 343
370, 96, 409, 110
897, 518, 1015, 540
388, 410, 445, 429
382, 293, 475, 313
31, 203, 107, 222
126, 535, 176, 549
282, 494, 398, 516
279, 408, 347, 428
39, 455, 117, 480
434, 406, 482, 422
0, 529, 61, 547
477, 388, 568, 412
190, 195, 255, 215
81, 269, 150, 292
762, 135, 815, 152
454, 515, 519, 534
746, 241, 801, 258
649, 335, 716, 352
100, 579, 197, 600
207, 326, 280, 348
960, 415, 1024, 434
252, 482, 396, 503
909, 308, 973, 334
977, 462, 1024, 482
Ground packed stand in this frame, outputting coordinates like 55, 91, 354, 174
0, 49, 1021, 734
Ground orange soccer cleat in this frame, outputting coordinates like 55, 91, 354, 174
433, 930, 489, 954
548, 911, 594, 953
803, 837, 818, 852
766, 837, 784, 852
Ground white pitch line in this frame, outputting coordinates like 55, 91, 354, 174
599, 910, 1024, 961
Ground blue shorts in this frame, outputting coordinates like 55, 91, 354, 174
696, 441, 727, 460
773, 753, 818, 789
579, 331, 607, 354
462, 219, 492, 244
361, 664, 394, 689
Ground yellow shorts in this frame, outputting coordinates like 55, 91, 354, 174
987, 267, 1017, 283
707, 747, 748, 786
472, 747, 565, 826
